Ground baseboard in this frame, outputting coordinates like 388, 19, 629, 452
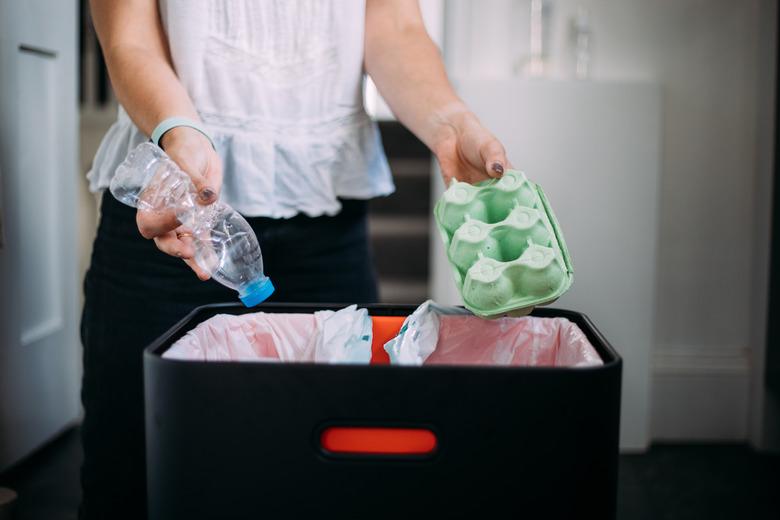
651, 346, 750, 441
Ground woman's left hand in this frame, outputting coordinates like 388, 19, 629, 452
429, 106, 511, 186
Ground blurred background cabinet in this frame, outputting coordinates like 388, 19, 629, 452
0, 0, 81, 470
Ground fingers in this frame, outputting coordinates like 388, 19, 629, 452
439, 159, 491, 185
174, 230, 211, 280
480, 138, 509, 179
153, 229, 195, 260
137, 209, 180, 239
434, 139, 458, 187
137, 147, 224, 238
183, 257, 212, 281
433, 122, 511, 185
152, 229, 210, 280
436, 139, 493, 185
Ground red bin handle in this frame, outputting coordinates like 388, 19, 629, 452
320, 426, 438, 456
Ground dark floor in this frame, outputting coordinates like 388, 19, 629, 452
619, 444, 780, 519
0, 428, 82, 520
1, 427, 778, 519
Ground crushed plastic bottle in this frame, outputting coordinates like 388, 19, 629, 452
110, 142, 274, 307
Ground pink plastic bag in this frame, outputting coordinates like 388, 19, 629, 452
384, 301, 602, 367
164, 305, 372, 363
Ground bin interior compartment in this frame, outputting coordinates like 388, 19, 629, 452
163, 306, 603, 367
145, 303, 621, 520
369, 315, 404, 364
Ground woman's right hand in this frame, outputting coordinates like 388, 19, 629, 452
135, 126, 223, 280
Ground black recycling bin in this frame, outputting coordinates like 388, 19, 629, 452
144, 303, 622, 519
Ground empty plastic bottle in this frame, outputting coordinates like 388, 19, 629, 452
110, 142, 275, 307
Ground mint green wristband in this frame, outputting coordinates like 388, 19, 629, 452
150, 117, 216, 150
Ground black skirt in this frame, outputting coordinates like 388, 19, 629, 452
79, 191, 378, 520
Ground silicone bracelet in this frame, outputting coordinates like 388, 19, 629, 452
150, 117, 216, 150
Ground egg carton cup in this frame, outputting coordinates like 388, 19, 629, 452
434, 170, 574, 318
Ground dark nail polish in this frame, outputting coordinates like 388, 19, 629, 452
199, 188, 215, 202
492, 162, 504, 175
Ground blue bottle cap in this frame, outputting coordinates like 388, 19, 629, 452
239, 277, 275, 307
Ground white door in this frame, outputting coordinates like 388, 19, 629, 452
0, 0, 80, 469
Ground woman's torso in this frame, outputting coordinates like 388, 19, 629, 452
89, 0, 393, 218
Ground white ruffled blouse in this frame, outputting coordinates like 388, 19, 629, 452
88, 0, 394, 218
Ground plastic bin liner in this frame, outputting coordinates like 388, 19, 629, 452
164, 305, 372, 363
384, 300, 602, 367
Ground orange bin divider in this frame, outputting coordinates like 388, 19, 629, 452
369, 315, 406, 365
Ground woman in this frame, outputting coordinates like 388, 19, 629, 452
82, 0, 510, 518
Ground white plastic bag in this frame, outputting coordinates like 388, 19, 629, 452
164, 305, 372, 364
384, 300, 602, 367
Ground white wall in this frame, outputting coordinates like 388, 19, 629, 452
432, 80, 662, 450
442, 0, 776, 443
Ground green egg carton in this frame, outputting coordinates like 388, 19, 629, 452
434, 170, 574, 318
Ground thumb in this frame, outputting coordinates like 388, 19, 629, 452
165, 129, 223, 205
480, 138, 509, 178
176, 149, 222, 205
196, 152, 223, 205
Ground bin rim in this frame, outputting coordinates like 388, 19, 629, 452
144, 302, 622, 372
